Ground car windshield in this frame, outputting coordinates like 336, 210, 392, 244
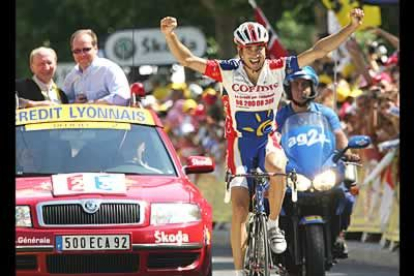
16, 124, 177, 176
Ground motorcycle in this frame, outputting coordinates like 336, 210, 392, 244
273, 111, 371, 276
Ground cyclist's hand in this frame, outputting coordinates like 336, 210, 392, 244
160, 16, 177, 35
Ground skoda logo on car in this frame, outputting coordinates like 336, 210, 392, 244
82, 200, 100, 214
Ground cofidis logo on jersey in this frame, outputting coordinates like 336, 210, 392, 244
231, 83, 279, 92
16, 104, 155, 126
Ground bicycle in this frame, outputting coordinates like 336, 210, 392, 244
225, 168, 297, 276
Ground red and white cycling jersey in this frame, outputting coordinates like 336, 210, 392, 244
204, 56, 300, 138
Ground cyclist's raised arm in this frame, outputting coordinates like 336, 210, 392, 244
160, 16, 207, 74
297, 8, 364, 67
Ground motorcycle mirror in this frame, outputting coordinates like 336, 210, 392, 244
333, 135, 372, 163
347, 135, 372, 149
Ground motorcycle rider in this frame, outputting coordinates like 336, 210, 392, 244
276, 66, 360, 259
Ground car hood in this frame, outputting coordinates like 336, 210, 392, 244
16, 175, 200, 203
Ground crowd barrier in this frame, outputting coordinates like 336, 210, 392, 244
347, 140, 399, 249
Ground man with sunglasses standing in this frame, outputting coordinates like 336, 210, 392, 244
161, 7, 364, 276
62, 29, 130, 105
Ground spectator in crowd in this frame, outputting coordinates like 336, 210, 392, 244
311, 24, 399, 164
62, 29, 130, 105
367, 89, 399, 144
161, 82, 190, 110
177, 99, 205, 167
315, 77, 336, 109
366, 26, 399, 50
163, 99, 186, 136
377, 93, 399, 138
367, 40, 389, 73
345, 37, 373, 87
386, 53, 399, 87
338, 88, 362, 120
188, 83, 204, 102
16, 46, 68, 108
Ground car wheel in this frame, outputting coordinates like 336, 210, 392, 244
206, 264, 212, 276
205, 254, 213, 276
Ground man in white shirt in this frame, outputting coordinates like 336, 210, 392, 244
62, 29, 130, 106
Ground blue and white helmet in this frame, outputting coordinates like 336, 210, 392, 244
283, 66, 319, 100
233, 22, 269, 46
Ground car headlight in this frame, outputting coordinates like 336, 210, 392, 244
16, 206, 32, 227
288, 174, 312, 191
313, 170, 337, 191
151, 203, 201, 225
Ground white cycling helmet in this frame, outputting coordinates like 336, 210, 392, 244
233, 22, 269, 46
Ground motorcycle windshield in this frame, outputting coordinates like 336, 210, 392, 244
280, 112, 336, 179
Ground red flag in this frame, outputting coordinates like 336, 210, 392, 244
253, 5, 288, 58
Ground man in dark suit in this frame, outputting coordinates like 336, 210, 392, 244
16, 46, 68, 108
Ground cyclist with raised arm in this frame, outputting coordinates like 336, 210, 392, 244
160, 9, 364, 276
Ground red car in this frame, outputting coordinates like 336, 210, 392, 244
16, 104, 215, 276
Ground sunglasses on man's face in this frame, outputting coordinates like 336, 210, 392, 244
72, 47, 93, 55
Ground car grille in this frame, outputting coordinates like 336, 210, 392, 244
147, 252, 199, 268
41, 202, 141, 226
16, 255, 37, 270
46, 253, 139, 274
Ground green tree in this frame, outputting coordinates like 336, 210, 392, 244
16, 0, 398, 78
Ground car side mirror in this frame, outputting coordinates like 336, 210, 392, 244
184, 156, 215, 174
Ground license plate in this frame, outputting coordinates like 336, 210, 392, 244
56, 235, 130, 251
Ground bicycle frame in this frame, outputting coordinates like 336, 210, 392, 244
226, 170, 296, 276
227, 170, 296, 211
251, 173, 269, 214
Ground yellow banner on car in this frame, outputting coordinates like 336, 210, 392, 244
322, 0, 381, 29
16, 104, 155, 126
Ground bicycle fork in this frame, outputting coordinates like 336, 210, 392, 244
255, 185, 274, 274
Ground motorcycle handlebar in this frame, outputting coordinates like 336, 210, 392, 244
332, 147, 347, 163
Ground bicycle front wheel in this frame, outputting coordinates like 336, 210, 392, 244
244, 214, 271, 276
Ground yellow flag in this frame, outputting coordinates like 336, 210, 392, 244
321, 0, 381, 29
361, 5, 382, 29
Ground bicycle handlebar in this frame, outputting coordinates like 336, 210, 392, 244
226, 171, 297, 183
230, 172, 287, 178
224, 170, 299, 203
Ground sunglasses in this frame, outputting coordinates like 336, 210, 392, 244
72, 47, 93, 54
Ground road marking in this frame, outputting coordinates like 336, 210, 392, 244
212, 257, 233, 263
